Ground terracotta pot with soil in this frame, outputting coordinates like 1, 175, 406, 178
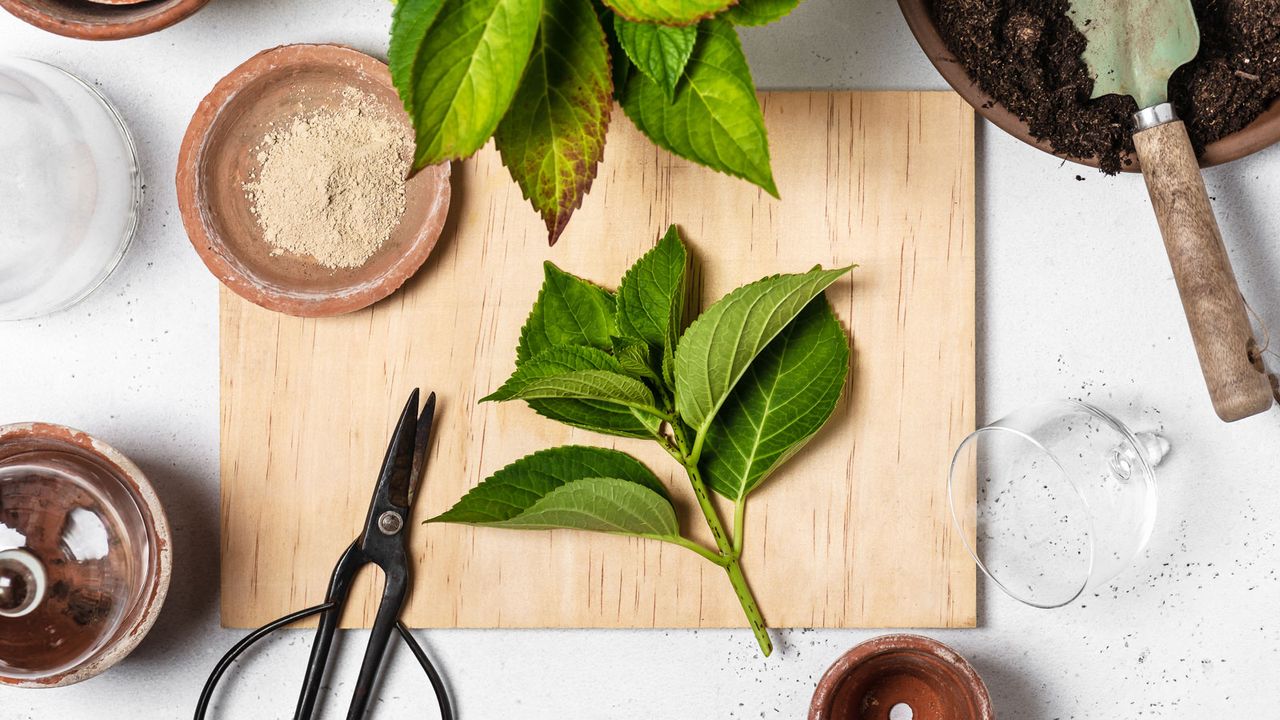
899, 0, 1280, 421
899, 0, 1280, 172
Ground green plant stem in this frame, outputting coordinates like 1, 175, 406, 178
687, 425, 707, 465
724, 550, 772, 655
733, 501, 745, 557
638, 406, 676, 424
684, 458, 732, 556
670, 422, 731, 551
670, 422, 773, 656
688, 461, 772, 655
667, 535, 730, 567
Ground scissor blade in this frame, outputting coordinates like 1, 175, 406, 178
377, 389, 420, 512
407, 392, 436, 507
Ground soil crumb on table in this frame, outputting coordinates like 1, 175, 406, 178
930, 0, 1280, 173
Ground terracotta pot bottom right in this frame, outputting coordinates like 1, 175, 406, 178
810, 634, 993, 720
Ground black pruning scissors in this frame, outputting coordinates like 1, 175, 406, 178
195, 390, 453, 720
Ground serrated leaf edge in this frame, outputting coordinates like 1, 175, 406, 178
614, 225, 688, 347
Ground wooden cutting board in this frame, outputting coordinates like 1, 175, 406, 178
220, 91, 976, 630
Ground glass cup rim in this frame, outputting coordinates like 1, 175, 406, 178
947, 399, 1160, 609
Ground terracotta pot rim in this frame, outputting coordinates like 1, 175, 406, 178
0, 422, 172, 689
0, 0, 212, 40
809, 633, 994, 720
896, 0, 1280, 171
176, 43, 451, 318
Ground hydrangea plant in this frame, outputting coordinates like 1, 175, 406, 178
428, 226, 853, 654
389, 0, 800, 243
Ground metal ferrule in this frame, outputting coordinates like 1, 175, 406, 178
1134, 102, 1179, 131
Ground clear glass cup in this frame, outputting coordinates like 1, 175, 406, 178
948, 399, 1169, 608
0, 57, 142, 321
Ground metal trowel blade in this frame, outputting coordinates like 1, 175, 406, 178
1066, 0, 1201, 110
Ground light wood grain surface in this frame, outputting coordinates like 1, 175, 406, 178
220, 91, 977, 630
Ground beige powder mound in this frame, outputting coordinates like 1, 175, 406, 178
246, 89, 413, 270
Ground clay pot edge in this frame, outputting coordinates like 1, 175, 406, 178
0, 0, 212, 41
175, 43, 452, 318
808, 633, 994, 720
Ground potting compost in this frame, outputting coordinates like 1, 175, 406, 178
931, 0, 1280, 172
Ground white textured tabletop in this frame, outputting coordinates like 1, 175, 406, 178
3, 1, 1280, 717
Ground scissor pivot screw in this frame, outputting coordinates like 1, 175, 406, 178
378, 511, 404, 535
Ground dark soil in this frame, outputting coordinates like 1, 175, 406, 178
930, 0, 1280, 173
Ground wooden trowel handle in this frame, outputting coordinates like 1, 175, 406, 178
1133, 118, 1275, 422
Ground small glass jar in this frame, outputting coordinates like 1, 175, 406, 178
0, 58, 143, 321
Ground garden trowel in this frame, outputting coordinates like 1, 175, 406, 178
1068, 0, 1277, 422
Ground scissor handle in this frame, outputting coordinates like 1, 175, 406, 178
296, 542, 365, 718
396, 621, 454, 720
193, 601, 331, 719
192, 601, 454, 720
345, 563, 409, 719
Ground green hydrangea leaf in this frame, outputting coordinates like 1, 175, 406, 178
674, 265, 852, 435
601, 0, 736, 26
492, 477, 680, 535
621, 18, 777, 196
612, 336, 662, 382
518, 262, 618, 363
495, 0, 613, 244
490, 346, 657, 438
666, 325, 684, 382
390, 0, 541, 170
536, 400, 662, 438
616, 225, 689, 350
494, 343, 660, 438
430, 446, 677, 539
722, 0, 800, 26
613, 16, 697, 100
486, 367, 658, 412
388, 0, 446, 114
597, 6, 634, 98
700, 297, 849, 500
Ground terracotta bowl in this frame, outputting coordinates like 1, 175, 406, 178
897, 0, 1280, 170
0, 0, 211, 40
177, 44, 451, 318
809, 634, 993, 720
0, 423, 171, 688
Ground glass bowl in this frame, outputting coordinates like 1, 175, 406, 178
0, 58, 142, 322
